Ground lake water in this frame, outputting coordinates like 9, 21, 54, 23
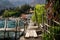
0, 19, 25, 28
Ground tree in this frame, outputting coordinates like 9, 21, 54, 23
32, 4, 45, 24
2, 10, 17, 17
53, 0, 60, 21
20, 4, 31, 13
1, 4, 33, 17
0, 9, 5, 16
43, 0, 60, 40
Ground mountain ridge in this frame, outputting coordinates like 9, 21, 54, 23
0, 0, 46, 10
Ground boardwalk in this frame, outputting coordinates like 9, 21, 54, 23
0, 28, 24, 32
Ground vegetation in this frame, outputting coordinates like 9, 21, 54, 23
20, 4, 31, 13
31, 4, 45, 23
0, 9, 5, 16
43, 0, 60, 40
0, 4, 32, 17
54, 0, 60, 22
2, 10, 17, 17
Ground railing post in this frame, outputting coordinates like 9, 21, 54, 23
4, 19, 7, 40
15, 19, 17, 40
42, 13, 44, 27
24, 21, 26, 37
18, 18, 20, 39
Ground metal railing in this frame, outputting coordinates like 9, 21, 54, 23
0, 19, 24, 40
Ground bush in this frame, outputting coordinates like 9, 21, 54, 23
43, 25, 60, 40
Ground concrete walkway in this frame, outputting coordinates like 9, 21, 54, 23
19, 20, 42, 40
25, 20, 38, 37
20, 36, 42, 40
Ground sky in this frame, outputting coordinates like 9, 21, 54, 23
8, 0, 46, 4
8, 0, 46, 6
8, 0, 34, 3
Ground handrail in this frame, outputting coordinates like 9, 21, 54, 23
0, 28, 24, 32
53, 20, 60, 25
40, 24, 50, 34
44, 23, 51, 27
